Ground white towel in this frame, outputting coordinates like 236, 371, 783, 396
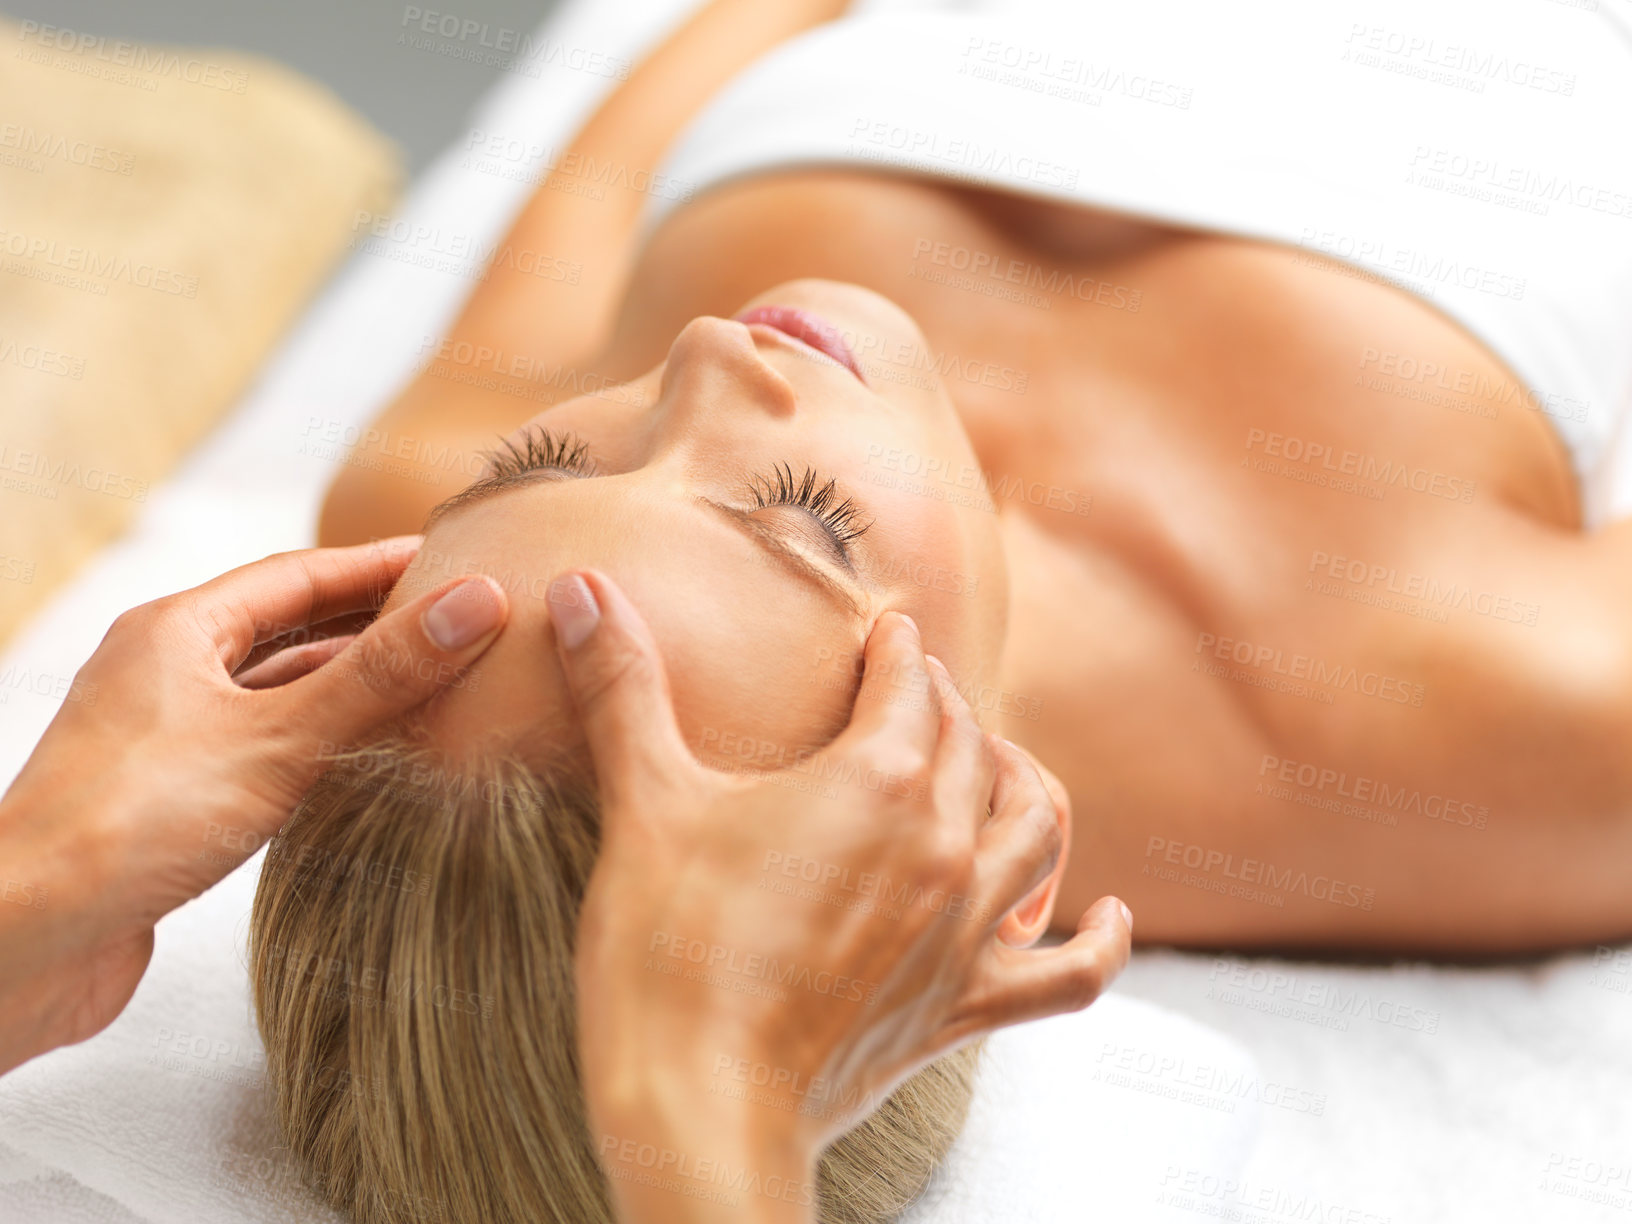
0, 851, 1255, 1224
0, 858, 343, 1224
647, 0, 1632, 525
0, 1168, 150, 1224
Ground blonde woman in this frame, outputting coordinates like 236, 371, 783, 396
325, 0, 1632, 953
251, 0, 1630, 1220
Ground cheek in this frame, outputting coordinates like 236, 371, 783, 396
871, 482, 984, 601
668, 648, 864, 770
632, 574, 867, 766
867, 491, 1007, 700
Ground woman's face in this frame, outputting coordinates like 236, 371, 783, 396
388, 279, 1009, 767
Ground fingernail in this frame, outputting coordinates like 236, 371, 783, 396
896, 612, 919, 640
423, 578, 502, 650
1118, 901, 1134, 932
547, 574, 600, 650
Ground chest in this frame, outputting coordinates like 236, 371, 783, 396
629, 169, 1569, 527
626, 168, 1580, 844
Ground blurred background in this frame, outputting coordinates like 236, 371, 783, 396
0, 0, 563, 171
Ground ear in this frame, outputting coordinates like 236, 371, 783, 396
997, 752, 1073, 948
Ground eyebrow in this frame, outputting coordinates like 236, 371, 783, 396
427, 470, 869, 618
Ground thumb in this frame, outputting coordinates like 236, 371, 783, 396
546, 569, 695, 811
274, 575, 508, 749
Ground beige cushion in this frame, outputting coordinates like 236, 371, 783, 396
0, 18, 400, 645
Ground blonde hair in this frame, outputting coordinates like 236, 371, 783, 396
249, 740, 979, 1224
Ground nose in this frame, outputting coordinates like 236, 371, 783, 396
662, 316, 798, 417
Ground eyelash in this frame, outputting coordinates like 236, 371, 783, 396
745, 462, 872, 553
481, 425, 596, 479
482, 426, 872, 558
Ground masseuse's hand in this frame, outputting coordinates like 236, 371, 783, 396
550, 570, 1131, 1224
0, 538, 509, 1075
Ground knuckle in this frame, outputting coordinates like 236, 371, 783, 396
249, 696, 328, 791
957, 713, 989, 755
863, 742, 932, 790
1062, 952, 1106, 1010
953, 978, 1003, 1031
1024, 801, 1063, 865
108, 597, 172, 640
924, 823, 976, 885
106, 605, 148, 639
575, 640, 655, 709
987, 730, 1025, 765
1035, 759, 1069, 806
341, 627, 421, 697
361, 613, 412, 661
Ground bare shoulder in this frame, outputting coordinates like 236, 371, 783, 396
318, 0, 855, 547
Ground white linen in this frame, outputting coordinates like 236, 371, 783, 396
0, 846, 1256, 1224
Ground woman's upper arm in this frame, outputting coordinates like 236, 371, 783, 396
320, 0, 853, 546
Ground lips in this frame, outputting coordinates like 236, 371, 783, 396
733, 305, 867, 384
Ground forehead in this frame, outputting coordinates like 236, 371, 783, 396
386, 478, 866, 767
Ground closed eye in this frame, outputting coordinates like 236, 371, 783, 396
480, 426, 596, 480
435, 425, 873, 572
420, 436, 874, 616
744, 462, 872, 571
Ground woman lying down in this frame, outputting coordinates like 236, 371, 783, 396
249, 0, 1632, 1220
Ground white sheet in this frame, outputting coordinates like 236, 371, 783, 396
0, 843, 1258, 1224
4, 0, 1632, 1220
